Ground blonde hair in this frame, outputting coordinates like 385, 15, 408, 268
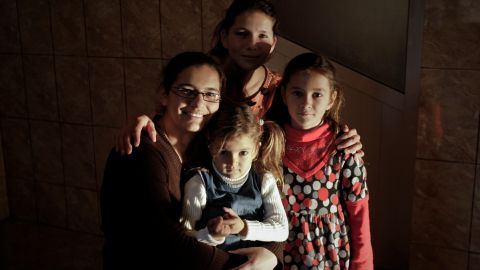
207, 104, 285, 185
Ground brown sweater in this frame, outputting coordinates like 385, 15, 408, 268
100, 130, 284, 269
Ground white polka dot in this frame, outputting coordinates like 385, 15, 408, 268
312, 181, 321, 190
339, 250, 347, 258
284, 173, 294, 184
299, 245, 305, 254
320, 236, 327, 244
326, 181, 333, 189
319, 207, 328, 216
296, 174, 305, 183
325, 166, 332, 175
323, 199, 330, 207
354, 167, 362, 176
293, 185, 302, 195
289, 195, 296, 205
284, 255, 292, 263
282, 183, 290, 195
303, 184, 312, 194
310, 199, 318, 210
343, 168, 351, 178
298, 232, 305, 240
330, 204, 337, 213
352, 176, 359, 185
348, 194, 356, 202
347, 157, 354, 166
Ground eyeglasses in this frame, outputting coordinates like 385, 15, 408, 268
171, 86, 221, 103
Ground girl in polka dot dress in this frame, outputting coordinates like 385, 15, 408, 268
278, 53, 373, 270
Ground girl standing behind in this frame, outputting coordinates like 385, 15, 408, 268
279, 53, 373, 269
182, 104, 288, 251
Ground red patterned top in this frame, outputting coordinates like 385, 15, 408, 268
281, 121, 374, 269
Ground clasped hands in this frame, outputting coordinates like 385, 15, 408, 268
208, 207, 247, 241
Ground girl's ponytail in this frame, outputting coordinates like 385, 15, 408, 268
254, 120, 285, 186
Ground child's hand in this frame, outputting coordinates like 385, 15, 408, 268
114, 115, 156, 155
335, 124, 364, 159
207, 216, 232, 240
222, 207, 247, 236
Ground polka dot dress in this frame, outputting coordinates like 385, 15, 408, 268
281, 152, 368, 270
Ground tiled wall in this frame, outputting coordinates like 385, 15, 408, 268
0, 132, 8, 219
411, 0, 480, 269
0, 0, 232, 234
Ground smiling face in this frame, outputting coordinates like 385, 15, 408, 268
221, 11, 277, 71
210, 134, 258, 179
282, 70, 337, 130
161, 65, 221, 138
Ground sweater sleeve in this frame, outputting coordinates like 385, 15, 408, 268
346, 197, 373, 270
241, 173, 289, 242
182, 174, 225, 246
341, 154, 374, 270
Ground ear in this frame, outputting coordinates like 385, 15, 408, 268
327, 90, 337, 110
158, 88, 168, 107
220, 30, 228, 49
269, 36, 278, 54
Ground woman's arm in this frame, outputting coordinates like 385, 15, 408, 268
239, 173, 288, 242
335, 124, 364, 158
114, 114, 157, 155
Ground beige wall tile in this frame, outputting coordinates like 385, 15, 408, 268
24, 55, 58, 121
17, 0, 52, 54
1, 119, 33, 180
412, 160, 474, 250
0, 132, 8, 219
89, 58, 125, 127
422, 0, 480, 68
122, 0, 162, 58
66, 187, 100, 233
93, 127, 118, 192
85, 0, 122, 57
161, 0, 202, 58
56, 56, 91, 124
0, 55, 26, 117
30, 120, 64, 184
471, 165, 480, 252
0, 0, 20, 53
470, 253, 480, 270
201, 0, 232, 51
62, 124, 96, 190
410, 244, 468, 270
417, 69, 480, 162
125, 59, 163, 118
51, 0, 86, 56
6, 178, 36, 221
36, 182, 66, 227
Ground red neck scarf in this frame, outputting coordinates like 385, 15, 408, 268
283, 121, 336, 179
